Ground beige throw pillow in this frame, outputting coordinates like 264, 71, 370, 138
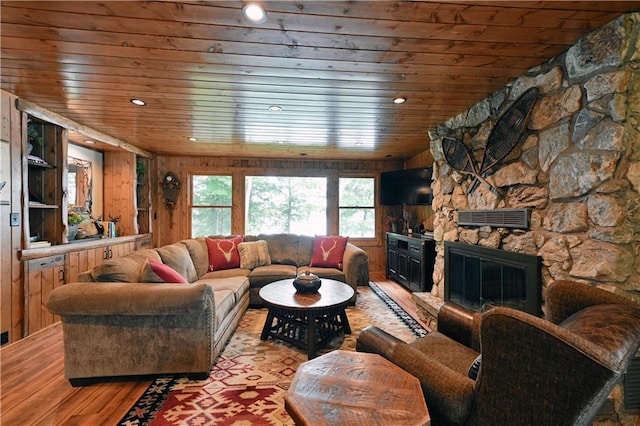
238, 240, 271, 270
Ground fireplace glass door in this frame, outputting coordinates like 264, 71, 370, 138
445, 242, 540, 316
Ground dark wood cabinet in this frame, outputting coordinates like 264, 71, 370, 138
386, 232, 435, 292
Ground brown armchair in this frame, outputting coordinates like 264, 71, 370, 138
356, 280, 640, 426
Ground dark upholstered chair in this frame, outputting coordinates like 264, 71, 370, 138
356, 280, 640, 426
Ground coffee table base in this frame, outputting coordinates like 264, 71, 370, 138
260, 305, 351, 359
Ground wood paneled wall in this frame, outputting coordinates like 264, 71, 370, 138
103, 151, 137, 236
153, 155, 407, 274
1, 90, 25, 344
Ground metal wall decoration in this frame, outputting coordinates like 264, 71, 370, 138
443, 87, 539, 194
161, 171, 180, 228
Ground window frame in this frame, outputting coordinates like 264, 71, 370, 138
338, 176, 376, 239
187, 168, 380, 242
244, 174, 329, 236
189, 173, 234, 238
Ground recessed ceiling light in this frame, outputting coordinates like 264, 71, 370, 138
393, 97, 407, 104
130, 98, 147, 106
268, 105, 282, 112
188, 137, 197, 142
242, 3, 267, 24
84, 139, 95, 144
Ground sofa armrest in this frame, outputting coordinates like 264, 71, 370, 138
357, 325, 476, 425
437, 302, 482, 351
546, 279, 639, 324
47, 282, 215, 316
342, 243, 369, 287
356, 324, 406, 356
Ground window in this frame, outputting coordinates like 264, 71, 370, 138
245, 176, 326, 235
339, 177, 375, 238
191, 175, 232, 237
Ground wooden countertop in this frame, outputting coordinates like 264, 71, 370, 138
19, 234, 152, 260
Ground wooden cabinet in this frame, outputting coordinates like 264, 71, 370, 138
107, 240, 136, 260
66, 239, 136, 282
24, 116, 66, 247
66, 247, 106, 283
24, 237, 139, 334
25, 254, 65, 334
386, 233, 435, 292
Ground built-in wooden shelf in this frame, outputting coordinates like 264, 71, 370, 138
28, 203, 58, 209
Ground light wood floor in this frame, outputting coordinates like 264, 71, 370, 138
0, 277, 427, 425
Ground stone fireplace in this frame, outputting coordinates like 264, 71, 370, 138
413, 13, 640, 422
426, 13, 639, 306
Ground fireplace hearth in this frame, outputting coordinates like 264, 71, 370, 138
444, 242, 541, 316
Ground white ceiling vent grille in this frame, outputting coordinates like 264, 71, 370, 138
457, 209, 529, 229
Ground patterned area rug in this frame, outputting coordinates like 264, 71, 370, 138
118, 282, 427, 425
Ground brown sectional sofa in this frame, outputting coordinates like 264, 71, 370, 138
47, 233, 369, 385
203, 233, 369, 305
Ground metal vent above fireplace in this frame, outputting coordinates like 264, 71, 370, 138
457, 209, 529, 229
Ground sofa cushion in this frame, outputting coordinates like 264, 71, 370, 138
257, 233, 299, 265
238, 240, 271, 269
156, 243, 198, 282
201, 268, 251, 280
92, 256, 146, 283
213, 289, 237, 328
303, 266, 345, 282
411, 331, 480, 377
180, 237, 209, 278
196, 276, 249, 305
91, 249, 161, 282
297, 235, 314, 266
309, 235, 348, 269
206, 236, 243, 271
248, 264, 297, 287
142, 258, 189, 284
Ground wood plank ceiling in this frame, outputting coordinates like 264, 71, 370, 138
1, 1, 638, 161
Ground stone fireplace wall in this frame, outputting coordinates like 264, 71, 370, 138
428, 13, 640, 309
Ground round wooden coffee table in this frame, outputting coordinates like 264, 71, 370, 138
259, 278, 354, 359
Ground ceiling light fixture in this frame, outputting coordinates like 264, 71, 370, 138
393, 97, 407, 104
130, 98, 147, 106
84, 139, 95, 144
242, 3, 267, 24
188, 137, 197, 142
268, 105, 282, 112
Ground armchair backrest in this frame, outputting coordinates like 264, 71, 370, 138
468, 281, 640, 426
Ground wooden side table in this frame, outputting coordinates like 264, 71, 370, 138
259, 279, 354, 359
285, 350, 430, 425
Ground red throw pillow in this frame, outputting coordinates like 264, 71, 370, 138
206, 235, 244, 271
147, 258, 188, 284
309, 235, 348, 270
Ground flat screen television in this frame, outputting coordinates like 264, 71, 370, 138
380, 167, 433, 205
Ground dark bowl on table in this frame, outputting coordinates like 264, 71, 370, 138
293, 271, 322, 294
